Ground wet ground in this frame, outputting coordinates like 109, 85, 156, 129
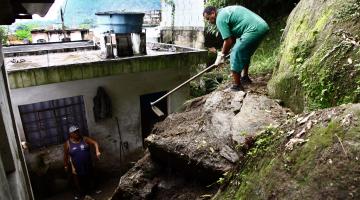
44, 177, 119, 200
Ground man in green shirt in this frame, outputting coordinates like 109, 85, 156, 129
203, 6, 269, 91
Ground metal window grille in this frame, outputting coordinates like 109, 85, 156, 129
18, 96, 88, 150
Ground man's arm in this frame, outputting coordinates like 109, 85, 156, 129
84, 136, 101, 159
64, 141, 70, 170
221, 37, 235, 55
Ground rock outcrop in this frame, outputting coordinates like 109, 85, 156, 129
268, 0, 360, 113
214, 103, 360, 199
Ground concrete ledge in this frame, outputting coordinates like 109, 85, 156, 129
7, 49, 207, 89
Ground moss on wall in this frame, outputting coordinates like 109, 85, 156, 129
268, 0, 360, 113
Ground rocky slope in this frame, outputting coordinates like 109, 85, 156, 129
214, 103, 360, 199
268, 0, 360, 113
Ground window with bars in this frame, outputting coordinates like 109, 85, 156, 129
18, 96, 88, 150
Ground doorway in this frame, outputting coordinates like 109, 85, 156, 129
140, 91, 168, 144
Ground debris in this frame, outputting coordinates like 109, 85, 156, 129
297, 111, 315, 125
199, 194, 213, 199
220, 145, 240, 163
335, 134, 348, 157
84, 195, 95, 200
341, 114, 353, 126
306, 120, 313, 130
285, 138, 308, 151
295, 128, 306, 138
286, 130, 295, 138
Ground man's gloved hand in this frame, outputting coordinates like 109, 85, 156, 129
214, 52, 225, 66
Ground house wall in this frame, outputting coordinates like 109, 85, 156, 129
160, 0, 205, 48
11, 66, 189, 173
32, 31, 88, 43
161, 0, 204, 27
31, 33, 48, 43
48, 32, 64, 42
69, 31, 83, 41
0, 45, 33, 199
161, 27, 205, 49
7, 49, 207, 177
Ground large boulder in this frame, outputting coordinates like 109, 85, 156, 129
268, 0, 360, 113
145, 89, 287, 182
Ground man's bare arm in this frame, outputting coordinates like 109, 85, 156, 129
84, 136, 101, 159
221, 37, 235, 55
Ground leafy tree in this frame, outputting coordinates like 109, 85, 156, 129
0, 26, 9, 45
14, 23, 39, 42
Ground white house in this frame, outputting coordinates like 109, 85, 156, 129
160, 0, 205, 49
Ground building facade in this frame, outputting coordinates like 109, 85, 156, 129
160, 0, 205, 49
31, 29, 90, 43
5, 43, 207, 195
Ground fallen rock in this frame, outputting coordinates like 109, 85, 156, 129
111, 153, 218, 200
146, 90, 287, 181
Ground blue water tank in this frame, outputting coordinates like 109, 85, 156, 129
95, 12, 145, 34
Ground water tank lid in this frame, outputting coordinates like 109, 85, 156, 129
95, 11, 145, 16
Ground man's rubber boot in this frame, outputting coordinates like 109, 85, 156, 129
230, 84, 244, 92
241, 75, 253, 85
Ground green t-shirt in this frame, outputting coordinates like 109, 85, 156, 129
216, 6, 269, 40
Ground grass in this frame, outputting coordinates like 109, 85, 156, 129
249, 18, 287, 75
189, 17, 287, 98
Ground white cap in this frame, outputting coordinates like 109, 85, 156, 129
69, 125, 79, 133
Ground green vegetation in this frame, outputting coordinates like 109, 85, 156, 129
215, 125, 283, 199
215, 108, 360, 199
334, 0, 360, 22
269, 0, 360, 113
0, 26, 9, 45
15, 23, 39, 42
190, 18, 286, 98
250, 19, 286, 75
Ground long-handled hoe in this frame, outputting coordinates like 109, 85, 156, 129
150, 56, 229, 116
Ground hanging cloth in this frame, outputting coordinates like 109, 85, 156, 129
93, 87, 112, 122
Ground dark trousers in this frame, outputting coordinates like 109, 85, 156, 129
73, 173, 96, 196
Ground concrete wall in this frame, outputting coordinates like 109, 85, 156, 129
0, 45, 33, 199
32, 33, 48, 43
161, 0, 204, 27
8, 49, 207, 177
69, 31, 82, 41
161, 27, 205, 49
11, 67, 189, 172
160, 0, 205, 49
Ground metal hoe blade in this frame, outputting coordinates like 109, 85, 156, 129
151, 104, 164, 117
